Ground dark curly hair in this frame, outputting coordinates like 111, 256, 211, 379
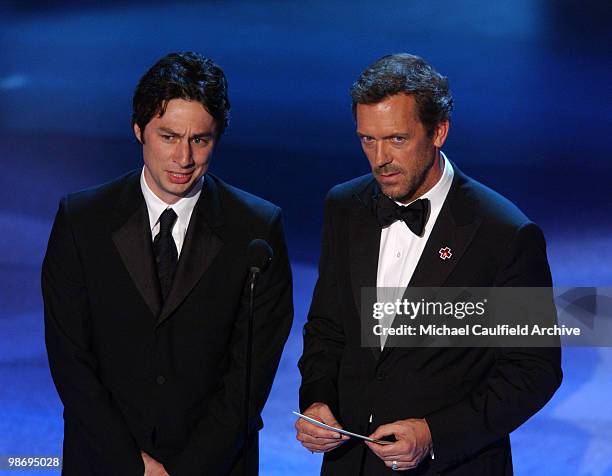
350, 53, 453, 136
132, 52, 230, 141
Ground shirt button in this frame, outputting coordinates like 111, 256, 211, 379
156, 375, 166, 385
396, 252, 401, 258
376, 372, 387, 381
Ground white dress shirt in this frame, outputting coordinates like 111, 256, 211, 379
140, 167, 203, 256
377, 152, 454, 348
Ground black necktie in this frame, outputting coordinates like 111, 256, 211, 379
374, 194, 430, 236
153, 208, 178, 301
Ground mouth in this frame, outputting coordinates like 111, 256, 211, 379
376, 171, 401, 184
166, 170, 194, 184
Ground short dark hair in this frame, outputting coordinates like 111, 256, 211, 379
132, 51, 230, 140
350, 53, 453, 136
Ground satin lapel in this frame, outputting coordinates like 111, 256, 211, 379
407, 207, 480, 289
379, 165, 482, 358
349, 179, 383, 361
156, 174, 224, 327
112, 173, 162, 318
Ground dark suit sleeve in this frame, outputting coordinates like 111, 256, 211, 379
164, 207, 293, 476
425, 222, 563, 468
298, 196, 345, 414
42, 198, 144, 475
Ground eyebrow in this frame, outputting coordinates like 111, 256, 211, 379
156, 127, 215, 139
356, 131, 411, 139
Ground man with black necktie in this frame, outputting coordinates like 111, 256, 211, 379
295, 53, 562, 474
42, 52, 293, 476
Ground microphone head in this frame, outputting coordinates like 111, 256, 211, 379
247, 239, 273, 274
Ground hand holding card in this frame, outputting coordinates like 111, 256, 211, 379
293, 411, 393, 445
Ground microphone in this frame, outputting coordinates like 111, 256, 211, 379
247, 239, 273, 275
243, 239, 273, 475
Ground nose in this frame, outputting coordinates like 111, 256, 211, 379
373, 141, 392, 169
174, 139, 193, 167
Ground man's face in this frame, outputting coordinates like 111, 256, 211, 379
134, 98, 217, 205
356, 94, 448, 203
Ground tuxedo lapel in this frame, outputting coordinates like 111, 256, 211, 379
348, 179, 384, 360
407, 193, 481, 288
112, 172, 162, 318
156, 174, 224, 327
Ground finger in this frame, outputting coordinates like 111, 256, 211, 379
369, 422, 401, 440
312, 442, 345, 452
299, 432, 350, 449
364, 440, 387, 458
296, 419, 344, 440
386, 464, 413, 471
302, 440, 345, 453
388, 461, 419, 471
383, 454, 421, 463
298, 426, 342, 440
384, 460, 418, 471
297, 431, 344, 445
312, 407, 350, 439
369, 439, 411, 458
384, 453, 426, 470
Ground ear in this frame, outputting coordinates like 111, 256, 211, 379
133, 123, 143, 144
432, 120, 449, 148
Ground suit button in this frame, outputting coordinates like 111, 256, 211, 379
156, 375, 166, 385
376, 372, 387, 381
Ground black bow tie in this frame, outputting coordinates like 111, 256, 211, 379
373, 194, 430, 236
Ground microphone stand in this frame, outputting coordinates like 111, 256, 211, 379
243, 266, 260, 476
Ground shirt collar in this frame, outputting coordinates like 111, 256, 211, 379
140, 166, 204, 230
392, 151, 454, 210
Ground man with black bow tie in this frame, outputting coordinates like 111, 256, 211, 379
296, 53, 561, 475
42, 52, 293, 475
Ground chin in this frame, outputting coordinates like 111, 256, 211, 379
389, 187, 418, 203
173, 186, 192, 196
382, 185, 404, 198
159, 185, 187, 200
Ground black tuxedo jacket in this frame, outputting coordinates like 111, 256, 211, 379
298, 164, 562, 475
42, 170, 293, 476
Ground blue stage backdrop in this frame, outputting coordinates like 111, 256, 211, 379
1, 1, 610, 475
